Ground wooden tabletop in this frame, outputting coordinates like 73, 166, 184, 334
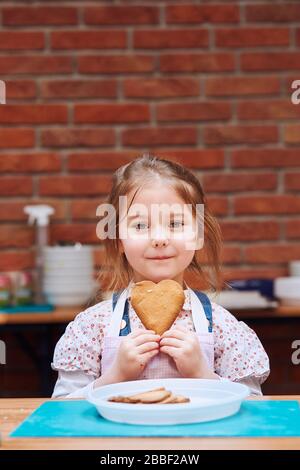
0, 306, 81, 325
0, 396, 299, 450
1, 304, 300, 326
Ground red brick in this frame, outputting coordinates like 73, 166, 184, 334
203, 173, 277, 193
0, 226, 34, 248
41, 129, 115, 148
123, 78, 200, 98
134, 29, 209, 49
71, 199, 107, 220
0, 129, 34, 148
39, 175, 112, 196
0, 177, 32, 196
285, 173, 300, 191
232, 149, 300, 168
0, 251, 34, 271
205, 196, 228, 216
0, 153, 61, 172
122, 127, 197, 147
246, 4, 300, 22
234, 196, 300, 215
74, 104, 150, 124
166, 4, 239, 24
157, 102, 231, 122
245, 245, 300, 264
2, 7, 78, 25
223, 267, 287, 281
284, 125, 300, 144
0, 105, 67, 124
220, 220, 279, 241
204, 125, 278, 145
205, 76, 280, 97
6, 80, 36, 99
41, 80, 117, 99
0, 32, 44, 50
51, 223, 98, 245
51, 31, 126, 50
84, 6, 159, 25
241, 53, 300, 71
148, 149, 225, 169
285, 220, 300, 239
286, 76, 300, 93
238, 100, 300, 120
221, 246, 242, 264
215, 28, 289, 47
78, 55, 154, 74
160, 53, 235, 72
68, 152, 138, 171
0, 56, 72, 74
0, 199, 66, 222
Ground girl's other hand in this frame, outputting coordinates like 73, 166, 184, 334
159, 325, 218, 379
110, 329, 160, 382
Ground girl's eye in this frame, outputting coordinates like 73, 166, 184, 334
171, 220, 184, 229
133, 222, 148, 231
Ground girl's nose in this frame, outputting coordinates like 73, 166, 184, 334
151, 225, 170, 247
151, 231, 169, 247
152, 238, 168, 247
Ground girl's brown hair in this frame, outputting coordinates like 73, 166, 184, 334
96, 153, 224, 299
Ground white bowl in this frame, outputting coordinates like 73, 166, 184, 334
44, 291, 94, 307
274, 277, 300, 305
44, 260, 93, 268
43, 246, 92, 256
87, 378, 250, 426
289, 261, 300, 276
44, 269, 94, 277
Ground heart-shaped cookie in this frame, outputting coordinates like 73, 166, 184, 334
130, 279, 185, 335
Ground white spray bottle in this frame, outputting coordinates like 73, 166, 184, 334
24, 205, 55, 305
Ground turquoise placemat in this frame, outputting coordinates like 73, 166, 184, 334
0, 303, 54, 314
10, 400, 300, 438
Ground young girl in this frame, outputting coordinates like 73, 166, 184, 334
51, 154, 270, 398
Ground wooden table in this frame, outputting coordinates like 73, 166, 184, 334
0, 396, 299, 450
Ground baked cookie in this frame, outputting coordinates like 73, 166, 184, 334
108, 387, 190, 404
130, 279, 185, 335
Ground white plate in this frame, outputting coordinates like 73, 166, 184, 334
87, 378, 249, 425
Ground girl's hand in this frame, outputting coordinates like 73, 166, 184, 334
159, 325, 218, 379
110, 329, 160, 382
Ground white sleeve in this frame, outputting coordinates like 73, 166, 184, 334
52, 370, 95, 399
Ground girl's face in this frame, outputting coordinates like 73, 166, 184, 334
119, 182, 199, 287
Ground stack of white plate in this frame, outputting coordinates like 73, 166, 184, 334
42, 244, 97, 306
273, 260, 300, 306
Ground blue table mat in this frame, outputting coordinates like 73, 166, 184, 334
10, 400, 300, 438
0, 303, 54, 314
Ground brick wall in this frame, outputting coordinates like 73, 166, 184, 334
0, 1, 300, 289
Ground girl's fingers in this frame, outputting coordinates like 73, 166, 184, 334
134, 333, 160, 346
160, 345, 179, 359
136, 341, 159, 354
159, 337, 183, 348
161, 328, 187, 340
129, 328, 155, 339
138, 348, 159, 367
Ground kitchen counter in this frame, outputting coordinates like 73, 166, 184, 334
0, 396, 300, 450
